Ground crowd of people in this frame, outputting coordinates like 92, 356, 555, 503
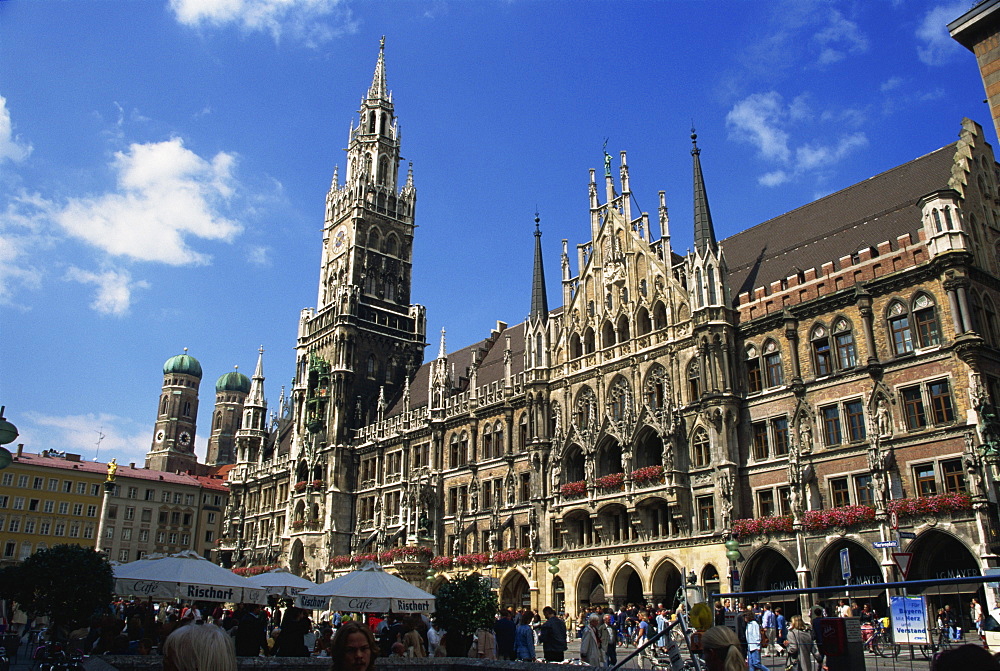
7, 594, 1000, 669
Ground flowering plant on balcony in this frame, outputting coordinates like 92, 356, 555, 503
561, 480, 587, 497
291, 519, 305, 529
351, 553, 379, 565
232, 564, 279, 577
595, 472, 625, 490
379, 546, 433, 563
310, 479, 324, 490
801, 505, 876, 532
492, 548, 530, 566
889, 493, 973, 517
631, 465, 664, 485
429, 555, 453, 570
294, 481, 308, 492
329, 555, 352, 568
455, 552, 490, 567
732, 515, 794, 538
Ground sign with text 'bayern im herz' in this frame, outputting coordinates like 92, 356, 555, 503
890, 596, 930, 645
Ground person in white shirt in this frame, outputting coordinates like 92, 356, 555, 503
579, 614, 603, 666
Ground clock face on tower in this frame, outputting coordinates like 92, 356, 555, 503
332, 225, 349, 255
155, 430, 165, 443
179, 431, 192, 449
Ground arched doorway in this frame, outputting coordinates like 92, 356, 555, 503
650, 558, 682, 610
906, 530, 983, 626
633, 427, 663, 470
289, 539, 304, 576
611, 563, 645, 607
702, 564, 721, 604
577, 567, 606, 608
742, 547, 800, 617
552, 576, 565, 614
500, 571, 531, 611
814, 539, 885, 614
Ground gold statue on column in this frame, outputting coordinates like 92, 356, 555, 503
106, 458, 118, 482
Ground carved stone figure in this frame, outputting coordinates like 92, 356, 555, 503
550, 460, 562, 492
584, 454, 595, 482
719, 471, 733, 529
876, 397, 893, 438
798, 417, 813, 452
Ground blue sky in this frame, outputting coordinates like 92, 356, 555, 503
0, 0, 988, 466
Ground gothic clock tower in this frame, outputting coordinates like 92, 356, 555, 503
296, 38, 427, 446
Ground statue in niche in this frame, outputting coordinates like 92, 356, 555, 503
798, 416, 813, 453
719, 470, 733, 529
876, 397, 893, 438
550, 460, 562, 493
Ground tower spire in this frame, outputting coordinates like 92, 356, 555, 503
368, 36, 389, 102
691, 127, 718, 256
247, 345, 266, 407
530, 212, 548, 321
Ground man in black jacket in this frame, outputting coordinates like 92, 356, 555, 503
493, 609, 516, 660
234, 604, 269, 657
538, 607, 568, 662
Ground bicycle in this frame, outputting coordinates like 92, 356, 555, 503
868, 624, 900, 658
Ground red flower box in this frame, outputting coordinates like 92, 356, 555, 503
294, 481, 308, 492
595, 472, 625, 490
561, 480, 587, 497
631, 465, 664, 484
429, 556, 453, 570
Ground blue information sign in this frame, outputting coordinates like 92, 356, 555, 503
840, 547, 851, 580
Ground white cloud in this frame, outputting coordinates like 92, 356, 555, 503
19, 411, 153, 466
726, 92, 792, 163
880, 77, 903, 92
53, 138, 241, 265
0, 192, 53, 307
814, 9, 868, 64
727, 91, 868, 187
917, 3, 968, 66
0, 95, 32, 163
65, 267, 149, 316
246, 245, 271, 266
169, 0, 358, 46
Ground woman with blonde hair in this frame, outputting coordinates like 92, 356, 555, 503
701, 625, 744, 671
785, 615, 822, 671
162, 624, 237, 671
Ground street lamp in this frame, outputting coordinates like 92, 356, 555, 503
684, 569, 705, 605
547, 556, 560, 574
0, 406, 18, 470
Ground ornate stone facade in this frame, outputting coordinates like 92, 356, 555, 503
214, 43, 1000, 617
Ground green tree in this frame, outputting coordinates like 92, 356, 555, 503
432, 574, 498, 656
0, 544, 113, 640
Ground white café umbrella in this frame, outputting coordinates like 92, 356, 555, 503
113, 550, 266, 604
245, 568, 317, 598
296, 561, 435, 614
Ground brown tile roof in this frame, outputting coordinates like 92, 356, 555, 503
387, 321, 528, 417
723, 144, 957, 299
12, 452, 211, 487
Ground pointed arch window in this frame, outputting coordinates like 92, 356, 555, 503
691, 428, 710, 468
368, 111, 376, 134
912, 294, 940, 348
694, 268, 704, 309
636, 306, 652, 336
494, 421, 505, 456
607, 378, 631, 422
644, 365, 669, 410
834, 319, 857, 369
377, 156, 389, 185
887, 301, 914, 355
535, 334, 544, 367
745, 344, 762, 394
574, 388, 597, 431
583, 327, 596, 354
570, 332, 583, 359
617, 314, 630, 342
763, 340, 784, 387
602, 321, 615, 348
688, 358, 701, 401
707, 266, 717, 305
652, 302, 668, 330
368, 228, 381, 250
811, 325, 832, 376
366, 355, 377, 379
482, 423, 493, 460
